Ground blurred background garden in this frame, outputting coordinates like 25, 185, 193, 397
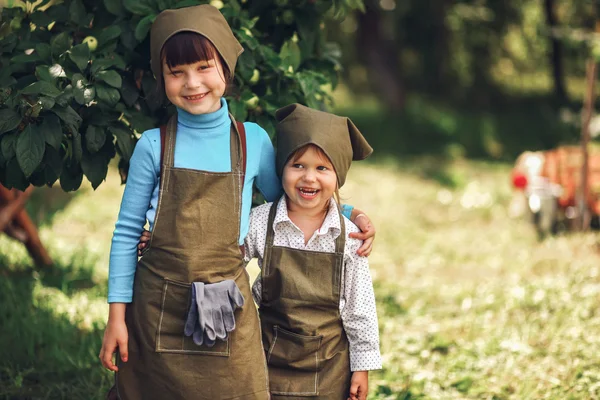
2, 0, 600, 399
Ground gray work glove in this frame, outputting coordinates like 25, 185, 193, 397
184, 282, 206, 346
202, 280, 245, 343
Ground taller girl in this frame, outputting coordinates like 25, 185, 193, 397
99, 5, 279, 399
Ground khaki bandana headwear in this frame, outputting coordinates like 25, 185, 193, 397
275, 103, 373, 188
150, 4, 243, 80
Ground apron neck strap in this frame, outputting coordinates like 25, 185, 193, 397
334, 203, 345, 255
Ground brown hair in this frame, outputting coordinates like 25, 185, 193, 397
157, 32, 233, 97
286, 144, 342, 210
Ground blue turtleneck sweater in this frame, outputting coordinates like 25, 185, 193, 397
108, 99, 281, 303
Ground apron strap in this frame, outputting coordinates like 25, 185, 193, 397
260, 197, 280, 302
334, 202, 346, 255
158, 115, 178, 192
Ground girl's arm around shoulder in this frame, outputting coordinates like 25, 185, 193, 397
108, 130, 160, 303
341, 216, 382, 372
243, 122, 282, 202
246, 202, 275, 306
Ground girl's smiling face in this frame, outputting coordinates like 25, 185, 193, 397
283, 145, 338, 215
162, 58, 226, 115
160, 32, 230, 115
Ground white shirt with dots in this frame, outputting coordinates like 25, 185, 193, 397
245, 196, 382, 372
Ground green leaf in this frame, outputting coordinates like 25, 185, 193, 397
235, 28, 259, 51
120, 79, 139, 107
55, 84, 73, 107
103, 0, 125, 16
279, 40, 302, 72
135, 14, 156, 42
69, 0, 87, 25
85, 125, 106, 153
48, 64, 67, 79
51, 32, 72, 56
91, 59, 115, 74
36, 66, 55, 82
81, 151, 109, 189
16, 124, 46, 177
30, 10, 54, 28
41, 114, 63, 150
96, 84, 121, 106
124, 0, 156, 15
20, 81, 62, 98
0, 68, 16, 87
126, 110, 156, 132
69, 44, 90, 72
42, 145, 63, 186
0, 109, 22, 135
1, 131, 18, 159
259, 45, 281, 69
109, 126, 135, 161
35, 43, 52, 62
5, 157, 29, 191
96, 70, 122, 88
60, 161, 83, 192
11, 53, 41, 64
229, 99, 248, 122
72, 73, 95, 105
51, 106, 82, 132
237, 51, 256, 81
94, 54, 127, 72
39, 97, 56, 109
98, 26, 122, 46
72, 132, 82, 162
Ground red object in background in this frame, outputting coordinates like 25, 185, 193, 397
512, 173, 528, 190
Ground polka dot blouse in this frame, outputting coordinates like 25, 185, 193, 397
245, 196, 382, 372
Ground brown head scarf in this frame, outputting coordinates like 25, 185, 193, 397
150, 4, 243, 80
275, 103, 373, 188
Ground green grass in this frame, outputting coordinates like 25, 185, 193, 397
2, 148, 600, 399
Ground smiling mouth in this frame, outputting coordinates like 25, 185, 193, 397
184, 93, 208, 101
298, 187, 319, 198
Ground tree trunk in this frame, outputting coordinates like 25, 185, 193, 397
356, 0, 405, 112
0, 185, 53, 266
544, 0, 567, 102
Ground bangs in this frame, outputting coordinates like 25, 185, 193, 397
161, 32, 229, 77
290, 144, 332, 166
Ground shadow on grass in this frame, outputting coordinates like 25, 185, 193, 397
0, 256, 111, 400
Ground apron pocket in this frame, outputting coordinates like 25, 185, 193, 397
156, 279, 230, 356
267, 326, 323, 396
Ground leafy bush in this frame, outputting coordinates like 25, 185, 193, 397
0, 0, 363, 191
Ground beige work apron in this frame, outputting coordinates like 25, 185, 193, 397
259, 199, 351, 399
115, 115, 269, 400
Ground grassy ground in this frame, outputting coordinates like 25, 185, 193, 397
1, 153, 600, 399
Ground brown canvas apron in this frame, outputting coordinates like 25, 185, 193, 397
115, 114, 269, 400
259, 199, 351, 399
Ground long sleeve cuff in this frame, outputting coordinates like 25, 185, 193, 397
350, 349, 382, 372
108, 295, 133, 303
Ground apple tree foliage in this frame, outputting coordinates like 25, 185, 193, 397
0, 0, 364, 191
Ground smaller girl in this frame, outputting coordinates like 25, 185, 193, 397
245, 104, 382, 400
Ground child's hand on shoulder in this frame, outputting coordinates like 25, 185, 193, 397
348, 370, 368, 400
349, 211, 375, 257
